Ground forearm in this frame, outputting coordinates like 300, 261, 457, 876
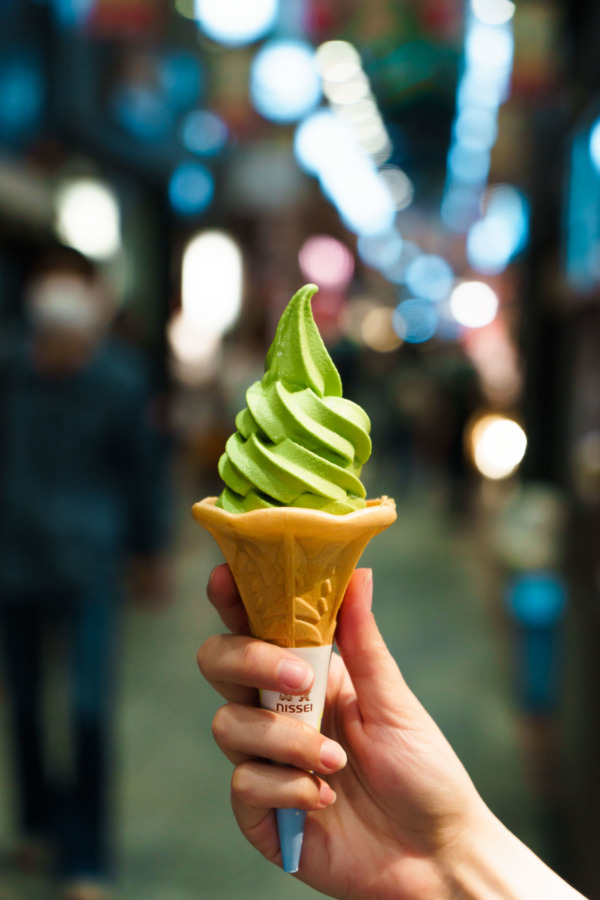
447, 811, 586, 900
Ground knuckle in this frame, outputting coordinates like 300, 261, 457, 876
238, 639, 264, 674
298, 775, 319, 807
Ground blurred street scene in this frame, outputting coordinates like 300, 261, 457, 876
1, 0, 600, 898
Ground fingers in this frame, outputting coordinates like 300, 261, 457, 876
207, 564, 250, 635
197, 633, 314, 704
232, 761, 336, 813
335, 568, 420, 725
230, 762, 336, 867
212, 702, 347, 773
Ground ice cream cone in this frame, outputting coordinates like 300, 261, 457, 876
192, 496, 397, 648
193, 495, 396, 873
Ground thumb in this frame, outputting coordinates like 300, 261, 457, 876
335, 568, 419, 725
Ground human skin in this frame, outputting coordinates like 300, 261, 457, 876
198, 565, 586, 900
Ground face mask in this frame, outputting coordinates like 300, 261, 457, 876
26, 274, 103, 333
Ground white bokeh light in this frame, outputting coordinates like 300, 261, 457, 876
55, 178, 120, 260
450, 281, 499, 328
182, 230, 243, 334
471, 0, 515, 26
194, 0, 278, 46
471, 414, 527, 479
250, 40, 321, 124
589, 119, 600, 173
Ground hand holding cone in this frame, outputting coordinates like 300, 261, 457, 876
193, 495, 396, 871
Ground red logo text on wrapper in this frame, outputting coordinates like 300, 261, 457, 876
277, 692, 313, 713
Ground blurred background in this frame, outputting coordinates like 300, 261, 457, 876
1, 0, 600, 898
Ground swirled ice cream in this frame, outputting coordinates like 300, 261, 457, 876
216, 284, 371, 514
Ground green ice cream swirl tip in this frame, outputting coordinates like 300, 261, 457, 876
216, 284, 372, 514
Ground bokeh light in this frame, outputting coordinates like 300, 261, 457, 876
361, 307, 402, 352
194, 0, 278, 47
590, 119, 600, 173
448, 145, 491, 185
295, 111, 395, 235
0, 53, 44, 138
484, 184, 529, 251
450, 281, 499, 328
55, 178, 120, 261
158, 53, 202, 112
250, 40, 321, 124
471, 0, 515, 26
181, 110, 228, 156
465, 23, 514, 73
112, 85, 172, 142
382, 240, 421, 284
181, 230, 243, 335
168, 162, 214, 216
466, 217, 514, 274
405, 255, 454, 302
470, 414, 527, 479
298, 235, 354, 290
315, 41, 362, 81
455, 107, 498, 151
357, 229, 403, 270
294, 109, 344, 175
378, 165, 414, 210
393, 299, 438, 344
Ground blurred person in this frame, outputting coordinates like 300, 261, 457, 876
198, 565, 586, 900
0, 245, 171, 900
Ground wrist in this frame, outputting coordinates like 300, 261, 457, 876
442, 807, 586, 900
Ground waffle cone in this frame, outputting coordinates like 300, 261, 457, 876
192, 496, 396, 648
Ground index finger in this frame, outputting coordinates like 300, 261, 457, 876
207, 564, 251, 635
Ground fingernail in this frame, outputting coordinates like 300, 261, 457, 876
278, 659, 312, 692
319, 740, 347, 772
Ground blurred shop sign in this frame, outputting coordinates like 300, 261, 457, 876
88, 0, 167, 38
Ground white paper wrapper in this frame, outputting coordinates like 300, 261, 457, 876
259, 644, 333, 873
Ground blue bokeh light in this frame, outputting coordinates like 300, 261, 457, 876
454, 107, 498, 151
393, 299, 438, 344
0, 53, 44, 137
250, 40, 321, 124
159, 53, 202, 112
357, 229, 403, 270
50, 0, 95, 27
448, 145, 491, 185
590, 119, 600, 173
404, 254, 454, 302
168, 162, 214, 216
485, 184, 529, 254
181, 110, 228, 156
466, 217, 513, 273
441, 186, 480, 232
465, 22, 514, 74
112, 85, 172, 142
382, 240, 421, 284
195, 0, 278, 47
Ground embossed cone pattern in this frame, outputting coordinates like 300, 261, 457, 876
192, 496, 397, 647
